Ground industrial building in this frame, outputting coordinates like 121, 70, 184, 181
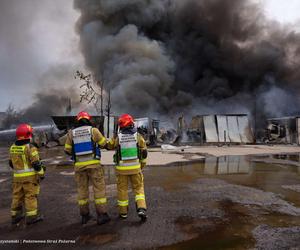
265, 116, 300, 145
181, 114, 254, 144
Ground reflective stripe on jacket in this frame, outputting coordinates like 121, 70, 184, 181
72, 126, 94, 156
72, 126, 101, 166
119, 132, 139, 161
117, 132, 140, 171
65, 126, 107, 169
10, 145, 36, 178
116, 159, 141, 171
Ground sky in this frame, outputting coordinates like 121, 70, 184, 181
0, 0, 81, 110
261, 0, 300, 24
0, 0, 299, 111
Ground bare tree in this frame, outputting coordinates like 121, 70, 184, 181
75, 70, 114, 134
2, 104, 19, 129
74, 70, 104, 115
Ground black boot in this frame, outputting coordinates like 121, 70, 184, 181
26, 214, 44, 225
81, 214, 92, 225
11, 215, 24, 225
137, 208, 147, 222
97, 213, 111, 225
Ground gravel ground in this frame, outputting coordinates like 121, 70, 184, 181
0, 147, 300, 249
253, 225, 300, 250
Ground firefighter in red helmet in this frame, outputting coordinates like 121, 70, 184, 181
9, 124, 45, 225
107, 114, 148, 221
64, 111, 110, 225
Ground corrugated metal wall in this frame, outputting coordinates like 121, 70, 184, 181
202, 115, 254, 144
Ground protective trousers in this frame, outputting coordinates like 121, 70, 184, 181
75, 167, 107, 216
117, 172, 146, 215
11, 181, 39, 219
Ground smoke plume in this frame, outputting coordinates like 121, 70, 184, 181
74, 0, 300, 122
0, 0, 83, 128
1, 65, 82, 128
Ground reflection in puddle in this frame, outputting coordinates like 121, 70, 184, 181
204, 156, 251, 175
142, 154, 300, 208
273, 154, 300, 162
104, 155, 252, 186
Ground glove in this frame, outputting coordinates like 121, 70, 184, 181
64, 150, 72, 156
141, 149, 148, 159
32, 161, 42, 171
39, 166, 46, 181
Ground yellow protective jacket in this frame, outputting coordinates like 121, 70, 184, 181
64, 127, 107, 171
107, 132, 147, 175
9, 143, 44, 182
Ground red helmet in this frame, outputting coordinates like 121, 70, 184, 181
76, 111, 91, 121
118, 114, 134, 128
16, 124, 33, 140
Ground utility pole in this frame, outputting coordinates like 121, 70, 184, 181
100, 80, 104, 117
105, 89, 112, 138
254, 94, 257, 143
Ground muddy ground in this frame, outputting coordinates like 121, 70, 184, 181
0, 146, 300, 249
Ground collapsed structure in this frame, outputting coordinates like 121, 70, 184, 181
264, 116, 300, 145
51, 115, 117, 137
53, 114, 255, 145
51, 116, 160, 145
179, 114, 254, 144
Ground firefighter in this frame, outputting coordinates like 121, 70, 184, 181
9, 124, 45, 225
107, 114, 148, 221
64, 111, 110, 225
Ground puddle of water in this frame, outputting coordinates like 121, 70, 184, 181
78, 233, 117, 245
151, 155, 300, 249
273, 154, 300, 162
162, 199, 300, 250
161, 201, 255, 250
142, 155, 300, 205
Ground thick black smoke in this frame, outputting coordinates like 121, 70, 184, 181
74, 0, 300, 121
21, 89, 75, 124
1, 65, 82, 129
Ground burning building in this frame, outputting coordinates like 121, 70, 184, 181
74, 0, 300, 124
51, 115, 159, 144
51, 115, 117, 137
180, 114, 254, 144
135, 117, 160, 145
264, 116, 300, 145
